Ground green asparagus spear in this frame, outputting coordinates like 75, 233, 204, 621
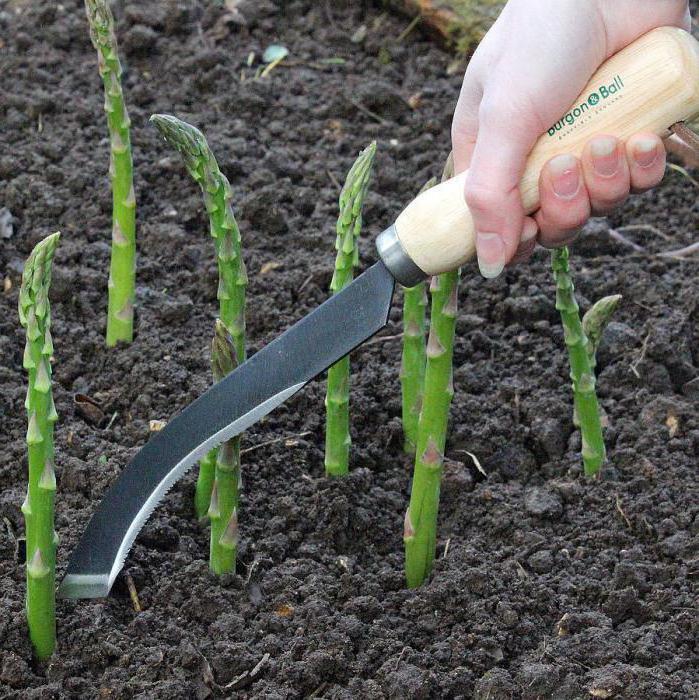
404, 271, 459, 587
85, 0, 136, 347
150, 115, 248, 519
582, 294, 622, 368
324, 142, 376, 477
404, 156, 459, 588
569, 294, 622, 428
18, 232, 60, 660
401, 177, 437, 453
208, 321, 240, 574
551, 247, 606, 476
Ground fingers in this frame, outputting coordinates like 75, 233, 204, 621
580, 136, 630, 215
464, 93, 541, 278
451, 86, 481, 174
451, 65, 483, 173
508, 218, 539, 266
535, 155, 590, 248
626, 134, 666, 192
535, 133, 666, 249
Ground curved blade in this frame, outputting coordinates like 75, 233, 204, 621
59, 262, 395, 599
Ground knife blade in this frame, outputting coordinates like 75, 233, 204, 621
58, 260, 396, 598
59, 27, 699, 598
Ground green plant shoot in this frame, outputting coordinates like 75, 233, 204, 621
150, 115, 247, 519
551, 247, 606, 476
570, 294, 622, 427
401, 177, 437, 453
404, 156, 459, 589
208, 321, 240, 574
18, 232, 60, 660
324, 142, 376, 477
583, 294, 622, 368
85, 0, 136, 346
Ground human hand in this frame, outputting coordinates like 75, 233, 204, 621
451, 0, 691, 278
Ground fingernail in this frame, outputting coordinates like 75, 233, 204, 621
549, 155, 580, 199
633, 139, 658, 168
476, 232, 505, 279
590, 136, 620, 177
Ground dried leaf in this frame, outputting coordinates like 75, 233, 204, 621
149, 419, 167, 432
351, 25, 367, 43
74, 394, 105, 426
274, 603, 294, 617
259, 261, 282, 275
465, 450, 487, 476
665, 411, 679, 438
407, 92, 422, 109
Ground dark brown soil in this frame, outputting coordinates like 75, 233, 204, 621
1, 1, 698, 698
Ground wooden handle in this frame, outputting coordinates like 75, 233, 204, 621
393, 27, 699, 277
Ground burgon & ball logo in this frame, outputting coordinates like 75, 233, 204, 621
547, 75, 624, 137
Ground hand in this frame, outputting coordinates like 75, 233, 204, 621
451, 0, 691, 278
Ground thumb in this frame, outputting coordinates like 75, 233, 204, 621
465, 93, 542, 279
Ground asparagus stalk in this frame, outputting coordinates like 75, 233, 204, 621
324, 142, 376, 477
401, 177, 437, 453
150, 115, 247, 519
208, 321, 240, 574
85, 0, 136, 347
404, 156, 459, 589
551, 247, 606, 476
18, 232, 60, 660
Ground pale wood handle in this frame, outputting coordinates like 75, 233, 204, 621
394, 27, 699, 276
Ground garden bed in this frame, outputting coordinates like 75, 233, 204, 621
1, 1, 698, 697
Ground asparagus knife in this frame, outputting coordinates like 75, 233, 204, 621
59, 27, 699, 598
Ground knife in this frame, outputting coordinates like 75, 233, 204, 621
59, 27, 699, 599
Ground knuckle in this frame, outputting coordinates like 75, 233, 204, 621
451, 122, 467, 150
463, 181, 501, 215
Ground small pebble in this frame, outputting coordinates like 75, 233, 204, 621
524, 487, 563, 519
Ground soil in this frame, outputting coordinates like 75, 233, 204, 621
1, 1, 698, 698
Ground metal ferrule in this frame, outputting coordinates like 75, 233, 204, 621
375, 224, 427, 287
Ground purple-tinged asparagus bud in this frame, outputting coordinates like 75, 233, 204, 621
27, 412, 43, 445
207, 481, 220, 520
27, 549, 50, 579
39, 460, 56, 491
403, 509, 416, 541
218, 509, 239, 549
426, 327, 446, 359
421, 439, 443, 470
